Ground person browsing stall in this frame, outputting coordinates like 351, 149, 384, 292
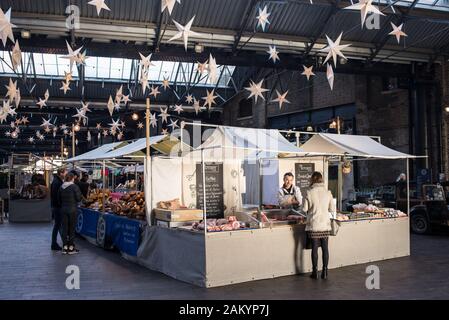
278, 172, 303, 209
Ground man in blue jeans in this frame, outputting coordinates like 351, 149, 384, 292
50, 167, 67, 250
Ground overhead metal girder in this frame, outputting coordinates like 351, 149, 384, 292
231, 0, 260, 54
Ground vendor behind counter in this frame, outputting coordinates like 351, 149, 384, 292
278, 172, 303, 210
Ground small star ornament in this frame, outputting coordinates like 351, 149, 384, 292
389, 22, 407, 44
185, 94, 194, 104
161, 78, 170, 91
36, 98, 47, 109
61, 41, 83, 71
150, 113, 157, 128
174, 104, 184, 114
193, 98, 201, 115
161, 0, 181, 15
168, 119, 179, 130
44, 89, 50, 101
271, 90, 290, 109
5, 78, 17, 102
197, 61, 208, 74
202, 89, 218, 110
137, 122, 144, 129
28, 136, 35, 143
150, 85, 161, 98
158, 107, 169, 123
11, 41, 21, 70
60, 81, 71, 94
301, 65, 315, 81
267, 45, 280, 63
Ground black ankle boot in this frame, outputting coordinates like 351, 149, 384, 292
310, 268, 319, 279
321, 267, 328, 279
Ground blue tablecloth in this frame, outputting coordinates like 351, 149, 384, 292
77, 208, 144, 256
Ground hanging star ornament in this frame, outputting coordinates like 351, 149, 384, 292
108, 118, 121, 132
14, 88, 21, 107
139, 71, 149, 94
81, 101, 92, 113
168, 119, 179, 130
161, 0, 181, 15
5, 78, 17, 102
197, 61, 208, 74
107, 95, 115, 116
72, 108, 88, 122
21, 116, 29, 125
161, 78, 170, 91
168, 16, 200, 51
158, 107, 169, 123
320, 33, 351, 68
96, 123, 102, 130
256, 5, 271, 32
150, 113, 157, 128
41, 118, 53, 128
61, 41, 83, 71
44, 126, 52, 134
161, 128, 169, 135
115, 85, 123, 105
77, 51, 89, 65
44, 89, 50, 101
149, 85, 161, 99
301, 65, 315, 81
193, 98, 201, 115
103, 129, 109, 137
208, 54, 218, 84
389, 22, 407, 44
64, 71, 73, 82
0, 8, 16, 47
88, 0, 111, 16
138, 52, 155, 70
185, 94, 194, 104
137, 122, 144, 130
271, 90, 290, 110
202, 89, 218, 110
117, 132, 123, 141
122, 95, 131, 104
245, 79, 269, 103
343, 0, 385, 27
60, 81, 71, 94
327, 64, 335, 91
174, 104, 184, 114
11, 41, 21, 70
36, 98, 47, 109
267, 45, 280, 63
28, 136, 35, 143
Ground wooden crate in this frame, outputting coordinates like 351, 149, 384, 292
154, 208, 204, 222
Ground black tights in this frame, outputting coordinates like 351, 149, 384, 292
311, 237, 329, 270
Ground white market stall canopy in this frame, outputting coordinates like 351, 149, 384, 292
65, 141, 127, 163
300, 133, 417, 159
97, 134, 191, 160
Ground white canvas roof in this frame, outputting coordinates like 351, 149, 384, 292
98, 135, 167, 159
300, 133, 416, 159
66, 141, 126, 163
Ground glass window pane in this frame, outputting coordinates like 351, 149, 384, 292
97, 57, 110, 78
33, 53, 45, 75
110, 58, 123, 79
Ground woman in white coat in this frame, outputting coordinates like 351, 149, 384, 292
302, 171, 336, 280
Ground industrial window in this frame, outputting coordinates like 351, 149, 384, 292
238, 98, 253, 118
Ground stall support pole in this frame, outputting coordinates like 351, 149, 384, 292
258, 159, 263, 210
72, 124, 76, 158
406, 158, 410, 214
145, 98, 153, 219
201, 148, 208, 276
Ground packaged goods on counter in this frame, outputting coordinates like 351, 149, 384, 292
191, 215, 246, 232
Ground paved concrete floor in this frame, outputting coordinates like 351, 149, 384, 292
1, 221, 448, 300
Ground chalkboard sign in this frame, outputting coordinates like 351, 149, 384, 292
295, 163, 315, 198
196, 162, 224, 219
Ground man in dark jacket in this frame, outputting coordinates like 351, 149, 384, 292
50, 167, 66, 251
59, 172, 82, 255
78, 173, 90, 199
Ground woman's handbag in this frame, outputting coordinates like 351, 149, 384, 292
330, 219, 341, 236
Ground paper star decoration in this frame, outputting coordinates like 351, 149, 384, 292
21, 116, 29, 125
7, 107, 16, 117
137, 122, 144, 129
107, 96, 115, 116
161, 78, 170, 91
81, 102, 92, 113
327, 64, 334, 91
61, 41, 83, 71
150, 113, 157, 128
60, 124, 68, 130
208, 54, 218, 84
343, 0, 385, 27
37, 98, 47, 109
44, 89, 50, 101
161, 128, 169, 135
140, 71, 150, 95
159, 107, 169, 123
77, 51, 89, 65
117, 132, 123, 141
139, 52, 155, 70
267, 45, 280, 63
185, 94, 194, 104
197, 61, 208, 74
161, 0, 181, 15
28, 136, 35, 143
193, 98, 201, 115
202, 89, 218, 110
0, 8, 16, 47
109, 118, 121, 132
245, 79, 269, 103
256, 5, 271, 32
174, 104, 184, 114
103, 129, 109, 137
88, 0, 111, 16
389, 22, 407, 44
271, 90, 290, 109
120, 120, 126, 129
72, 108, 88, 122
11, 41, 21, 70
115, 85, 123, 104
96, 123, 102, 130
168, 119, 179, 130
301, 65, 315, 81
150, 85, 161, 98
5, 78, 17, 102
122, 95, 131, 104
41, 118, 53, 128
320, 33, 351, 68
60, 81, 71, 94
5, 130, 11, 137
168, 16, 200, 51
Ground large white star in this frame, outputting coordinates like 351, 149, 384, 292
0, 8, 16, 47
168, 16, 200, 51
267, 45, 280, 63
139, 52, 155, 70
202, 89, 218, 110
271, 90, 290, 110
320, 32, 351, 68
256, 5, 271, 32
389, 22, 407, 44
343, 0, 385, 27
245, 79, 269, 103
61, 41, 83, 71
161, 0, 181, 15
88, 0, 111, 16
